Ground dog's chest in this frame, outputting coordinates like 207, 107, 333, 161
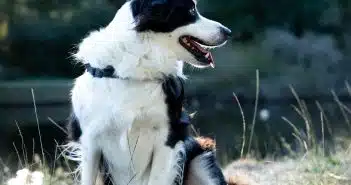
72, 73, 169, 143
72, 74, 170, 182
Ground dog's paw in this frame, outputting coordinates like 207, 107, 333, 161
194, 137, 216, 151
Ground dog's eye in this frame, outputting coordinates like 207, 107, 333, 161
189, 7, 196, 15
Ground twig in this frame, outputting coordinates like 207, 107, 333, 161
15, 120, 28, 168
31, 88, 45, 166
32, 138, 35, 165
247, 70, 260, 155
13, 142, 23, 168
282, 116, 302, 138
127, 132, 140, 173
233, 92, 246, 158
127, 132, 140, 185
290, 86, 313, 148
51, 141, 59, 185
54, 140, 73, 176
332, 90, 351, 132
320, 112, 325, 157
282, 115, 307, 152
346, 81, 351, 97
48, 117, 69, 135
190, 124, 200, 137
327, 173, 350, 181
301, 100, 314, 147
315, 101, 333, 135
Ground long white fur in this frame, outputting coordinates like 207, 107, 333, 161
66, 1, 228, 185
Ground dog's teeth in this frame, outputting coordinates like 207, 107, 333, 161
205, 53, 210, 58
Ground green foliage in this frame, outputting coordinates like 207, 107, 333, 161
0, 0, 349, 79
202, 0, 331, 34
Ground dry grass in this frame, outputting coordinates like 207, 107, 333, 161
224, 139, 351, 185
224, 76, 351, 185
0, 89, 75, 185
2, 166, 74, 185
3, 144, 350, 185
1, 147, 75, 185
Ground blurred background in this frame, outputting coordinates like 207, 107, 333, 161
0, 0, 351, 168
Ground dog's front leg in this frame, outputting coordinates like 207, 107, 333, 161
81, 135, 101, 185
147, 141, 186, 185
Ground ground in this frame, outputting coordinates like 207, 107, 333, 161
224, 146, 351, 185
2, 141, 350, 185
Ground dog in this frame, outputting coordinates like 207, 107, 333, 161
67, 76, 228, 185
66, 0, 231, 185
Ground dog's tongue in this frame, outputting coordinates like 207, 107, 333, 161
204, 51, 215, 68
207, 52, 215, 68
188, 38, 215, 68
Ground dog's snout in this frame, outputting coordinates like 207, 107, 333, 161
220, 26, 232, 38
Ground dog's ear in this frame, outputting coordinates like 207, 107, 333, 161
131, 0, 169, 16
131, 0, 171, 31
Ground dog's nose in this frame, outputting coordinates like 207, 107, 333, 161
221, 26, 232, 38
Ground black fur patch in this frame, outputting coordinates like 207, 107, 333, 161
67, 112, 82, 141
199, 152, 227, 185
182, 137, 203, 184
162, 76, 190, 148
131, 0, 199, 32
183, 137, 227, 185
100, 154, 114, 185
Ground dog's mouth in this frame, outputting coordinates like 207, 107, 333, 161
179, 36, 217, 68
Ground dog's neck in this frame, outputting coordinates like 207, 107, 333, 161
74, 2, 185, 81
74, 27, 185, 81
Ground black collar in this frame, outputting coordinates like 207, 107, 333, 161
84, 63, 119, 79
84, 63, 165, 82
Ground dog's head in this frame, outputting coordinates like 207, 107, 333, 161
129, 0, 231, 68
76, 0, 231, 79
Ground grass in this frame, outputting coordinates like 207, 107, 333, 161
2, 77, 351, 185
1, 89, 75, 185
1, 140, 75, 185
3, 164, 75, 185
224, 73, 351, 185
224, 145, 351, 185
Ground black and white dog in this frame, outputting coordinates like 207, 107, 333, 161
66, 0, 231, 185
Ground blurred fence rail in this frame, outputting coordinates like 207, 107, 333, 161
0, 79, 72, 128
2, 78, 351, 129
